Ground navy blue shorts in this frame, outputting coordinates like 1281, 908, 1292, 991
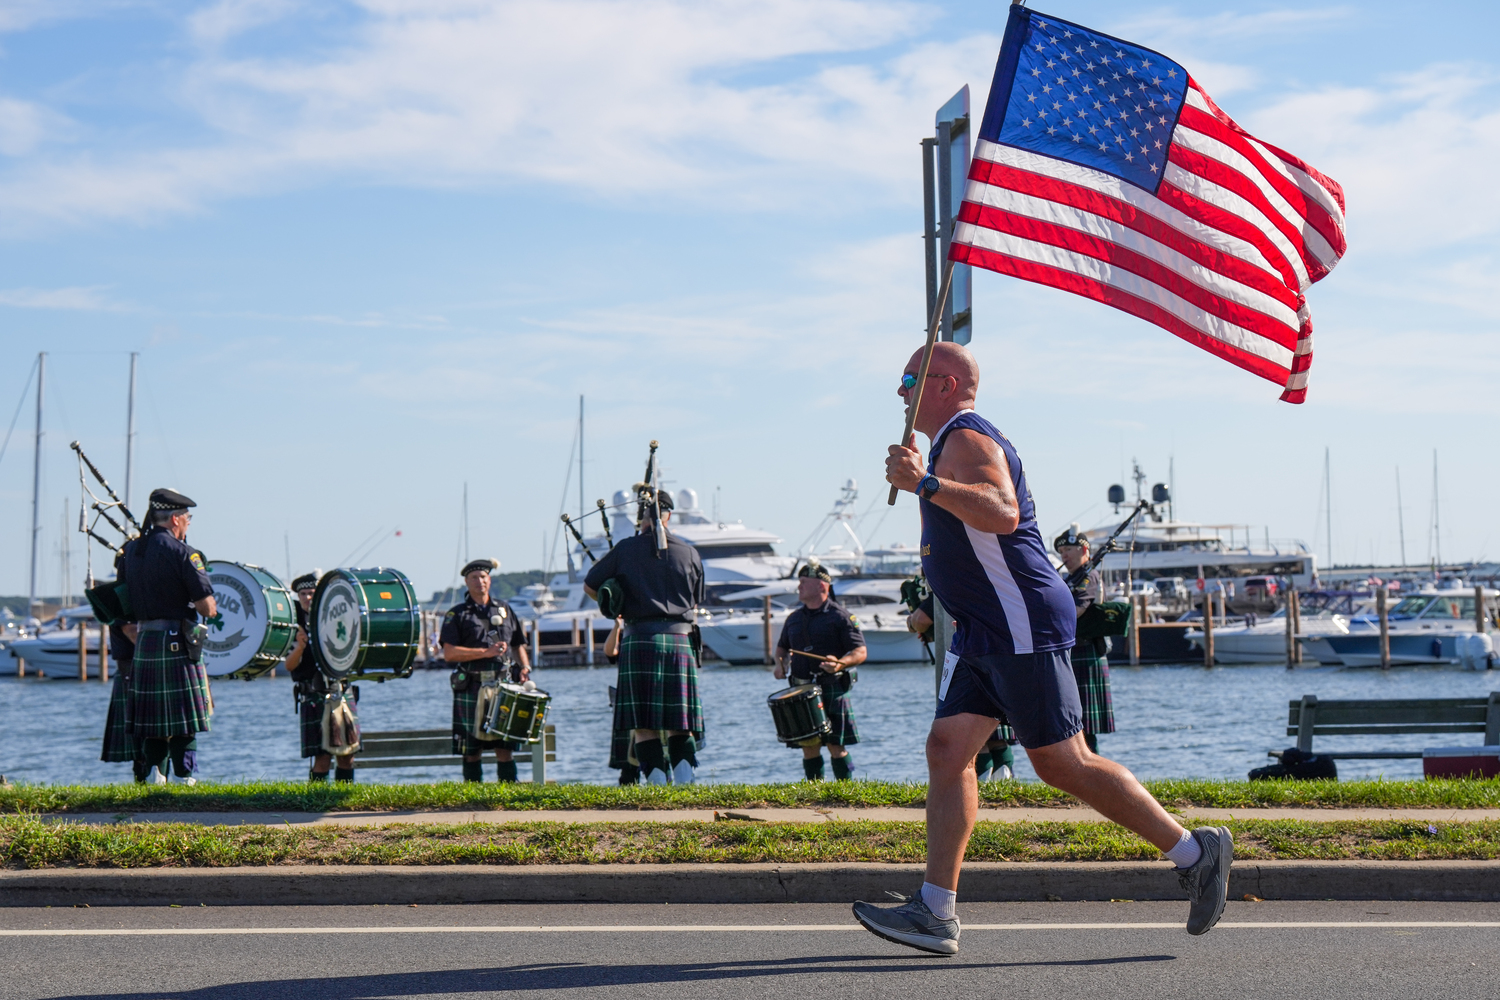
934, 648, 1083, 750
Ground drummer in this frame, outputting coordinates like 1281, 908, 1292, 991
284, 571, 357, 782
774, 561, 867, 781
1054, 524, 1115, 754
441, 558, 531, 783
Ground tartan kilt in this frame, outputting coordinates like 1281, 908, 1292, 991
988, 720, 1019, 746
452, 685, 522, 756
611, 631, 703, 742
100, 670, 138, 762
608, 723, 635, 770
126, 631, 212, 739
787, 682, 859, 748
1071, 639, 1116, 735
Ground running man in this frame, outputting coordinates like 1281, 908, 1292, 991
853, 342, 1231, 955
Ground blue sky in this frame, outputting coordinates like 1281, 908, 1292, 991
0, 0, 1496, 600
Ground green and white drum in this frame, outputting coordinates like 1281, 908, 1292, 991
311, 567, 420, 681
203, 561, 298, 680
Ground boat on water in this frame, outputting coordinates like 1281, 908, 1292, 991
695, 578, 926, 665
1322, 588, 1496, 667
1183, 591, 1362, 665
5, 606, 101, 677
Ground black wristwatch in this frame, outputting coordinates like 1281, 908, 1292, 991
918, 474, 941, 500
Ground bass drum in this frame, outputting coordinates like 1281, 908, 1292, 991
203, 561, 298, 680
311, 567, 420, 681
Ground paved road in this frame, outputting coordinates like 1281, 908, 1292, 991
4, 900, 1496, 999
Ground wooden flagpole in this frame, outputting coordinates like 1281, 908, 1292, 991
888, 258, 956, 505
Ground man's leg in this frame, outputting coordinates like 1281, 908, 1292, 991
310, 751, 333, 782
462, 754, 484, 782
632, 729, 670, 784
334, 752, 356, 783
924, 713, 1004, 891
828, 742, 854, 781
801, 742, 825, 781
494, 746, 518, 783
1025, 733, 1182, 850
1028, 732, 1233, 935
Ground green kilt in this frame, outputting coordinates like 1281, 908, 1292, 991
611, 631, 703, 742
1071, 638, 1115, 735
452, 682, 522, 755
127, 631, 212, 739
100, 670, 138, 763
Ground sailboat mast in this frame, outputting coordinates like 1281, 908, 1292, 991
578, 395, 584, 524
1395, 466, 1407, 567
125, 352, 138, 511
28, 352, 44, 615
1323, 447, 1332, 569
1432, 449, 1441, 574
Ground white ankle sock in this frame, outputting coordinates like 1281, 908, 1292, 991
920, 882, 957, 920
1164, 829, 1202, 869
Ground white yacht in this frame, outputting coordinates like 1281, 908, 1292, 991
1322, 588, 1497, 667
5, 606, 101, 677
1185, 595, 1357, 665
694, 578, 926, 665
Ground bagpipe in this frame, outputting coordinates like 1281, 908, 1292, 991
1063, 500, 1149, 591
71, 440, 141, 625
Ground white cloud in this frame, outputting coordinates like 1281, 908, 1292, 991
0, 285, 127, 310
0, 96, 69, 155
188, 0, 302, 45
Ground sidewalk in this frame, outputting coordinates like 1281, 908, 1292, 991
36, 806, 1500, 826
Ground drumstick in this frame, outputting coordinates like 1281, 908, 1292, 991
787, 649, 841, 666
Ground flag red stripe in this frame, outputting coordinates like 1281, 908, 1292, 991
966, 156, 1301, 313
950, 241, 1291, 387
1154, 174, 1306, 293
1167, 144, 1332, 284
957, 201, 1300, 349
1188, 82, 1346, 215
1177, 105, 1347, 259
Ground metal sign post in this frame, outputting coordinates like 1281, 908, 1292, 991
923, 87, 973, 344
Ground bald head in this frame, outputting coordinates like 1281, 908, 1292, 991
900, 341, 980, 437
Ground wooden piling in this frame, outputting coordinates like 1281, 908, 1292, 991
1285, 586, 1296, 669
1291, 586, 1303, 665
78, 622, 88, 682
1202, 591, 1214, 667
100, 625, 109, 683
1377, 587, 1390, 670
762, 596, 773, 666
1129, 593, 1141, 665
1476, 585, 1486, 634
585, 616, 596, 665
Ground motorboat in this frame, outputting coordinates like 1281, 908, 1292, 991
695, 578, 926, 665
1183, 592, 1362, 664
1322, 589, 1497, 667
5, 606, 102, 677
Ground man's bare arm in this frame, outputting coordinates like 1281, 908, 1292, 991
930, 429, 1021, 535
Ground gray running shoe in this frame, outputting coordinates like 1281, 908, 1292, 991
852, 890, 961, 956
1178, 826, 1234, 935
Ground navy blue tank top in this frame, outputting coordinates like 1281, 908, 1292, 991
919, 411, 1075, 657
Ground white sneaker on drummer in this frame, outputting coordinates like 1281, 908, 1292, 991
671, 759, 695, 785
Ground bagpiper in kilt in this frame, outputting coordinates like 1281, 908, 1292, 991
441, 558, 531, 783
99, 546, 151, 781
1054, 524, 1117, 753
775, 560, 867, 781
909, 589, 1018, 781
120, 489, 217, 784
285, 571, 359, 782
583, 488, 705, 785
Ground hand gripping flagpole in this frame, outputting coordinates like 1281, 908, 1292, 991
887, 258, 956, 506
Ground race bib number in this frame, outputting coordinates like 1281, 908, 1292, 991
939, 649, 959, 701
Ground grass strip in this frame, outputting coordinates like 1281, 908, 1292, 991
5, 778, 1500, 815
4, 816, 1499, 868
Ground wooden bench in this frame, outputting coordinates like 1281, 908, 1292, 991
353, 725, 556, 783
1275, 693, 1500, 760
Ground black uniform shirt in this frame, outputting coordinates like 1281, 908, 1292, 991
777, 599, 865, 683
584, 530, 704, 624
440, 594, 526, 672
121, 526, 213, 623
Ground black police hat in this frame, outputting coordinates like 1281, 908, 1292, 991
462, 558, 499, 578
1053, 522, 1088, 551
798, 558, 832, 583
291, 571, 322, 593
148, 487, 197, 512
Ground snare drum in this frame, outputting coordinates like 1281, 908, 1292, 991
203, 562, 298, 680
767, 685, 831, 744
483, 683, 552, 744
311, 567, 421, 681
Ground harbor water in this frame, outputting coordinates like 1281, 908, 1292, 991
4, 662, 1500, 787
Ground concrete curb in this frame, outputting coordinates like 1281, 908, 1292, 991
5, 861, 1500, 907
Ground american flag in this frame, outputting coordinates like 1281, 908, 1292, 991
950, 7, 1346, 403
